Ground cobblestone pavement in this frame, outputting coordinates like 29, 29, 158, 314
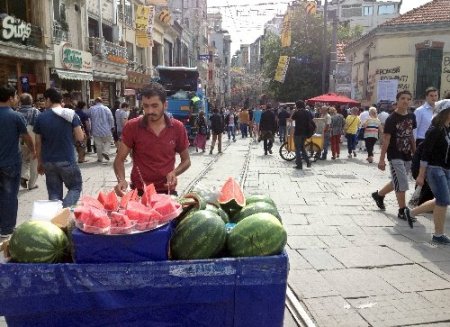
2, 135, 450, 326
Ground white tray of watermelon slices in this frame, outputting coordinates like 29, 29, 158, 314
73, 184, 182, 235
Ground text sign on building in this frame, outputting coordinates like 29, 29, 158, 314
377, 79, 399, 103
55, 43, 93, 72
1, 15, 31, 41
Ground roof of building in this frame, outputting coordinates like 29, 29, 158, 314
382, 0, 450, 27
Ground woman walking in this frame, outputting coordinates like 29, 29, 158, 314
194, 110, 208, 152
329, 107, 345, 159
363, 107, 381, 163
412, 99, 450, 244
344, 107, 360, 158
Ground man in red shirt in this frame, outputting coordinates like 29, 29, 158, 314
113, 83, 191, 195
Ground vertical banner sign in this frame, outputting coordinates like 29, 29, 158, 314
136, 5, 150, 47
335, 62, 353, 98
280, 8, 291, 48
147, 6, 156, 47
274, 56, 290, 83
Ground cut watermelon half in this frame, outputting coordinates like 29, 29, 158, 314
126, 201, 162, 223
97, 191, 108, 207
73, 207, 91, 223
217, 177, 246, 214
110, 212, 135, 234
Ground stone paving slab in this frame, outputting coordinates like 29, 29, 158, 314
347, 293, 450, 327
280, 213, 309, 225
386, 241, 450, 263
319, 235, 354, 248
298, 249, 345, 270
350, 214, 396, 227
418, 289, 450, 308
320, 268, 401, 298
420, 261, 450, 282
375, 264, 450, 293
328, 246, 412, 268
336, 225, 366, 236
306, 215, 355, 226
289, 269, 339, 299
285, 248, 313, 270
288, 235, 328, 249
287, 225, 339, 236
344, 234, 413, 247
302, 296, 368, 327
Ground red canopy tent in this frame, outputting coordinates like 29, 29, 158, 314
306, 93, 360, 106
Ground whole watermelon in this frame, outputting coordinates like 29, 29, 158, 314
171, 210, 227, 260
9, 221, 69, 263
227, 213, 287, 257
246, 195, 277, 209
205, 204, 230, 223
233, 201, 281, 223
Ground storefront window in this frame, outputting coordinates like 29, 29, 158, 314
0, 0, 27, 21
378, 4, 395, 15
415, 48, 443, 99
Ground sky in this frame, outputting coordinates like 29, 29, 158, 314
207, 0, 433, 54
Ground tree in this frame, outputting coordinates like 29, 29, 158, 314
337, 23, 363, 43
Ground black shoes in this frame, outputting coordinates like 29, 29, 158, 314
398, 207, 415, 228
371, 191, 386, 210
102, 153, 110, 161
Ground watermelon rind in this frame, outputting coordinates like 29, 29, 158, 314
245, 195, 277, 209
217, 178, 246, 215
205, 204, 230, 223
171, 210, 227, 260
9, 221, 69, 263
227, 213, 287, 257
181, 192, 207, 210
233, 202, 281, 223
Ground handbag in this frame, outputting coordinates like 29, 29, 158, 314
199, 125, 207, 135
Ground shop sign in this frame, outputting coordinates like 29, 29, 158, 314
125, 71, 151, 88
1, 15, 31, 41
55, 43, 93, 72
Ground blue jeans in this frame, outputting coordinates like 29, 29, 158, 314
346, 133, 357, 154
321, 133, 331, 158
227, 126, 235, 141
0, 163, 21, 234
427, 166, 450, 206
294, 135, 310, 167
240, 123, 248, 138
43, 161, 82, 208
279, 125, 287, 142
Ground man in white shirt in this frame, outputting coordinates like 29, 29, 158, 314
377, 107, 390, 146
414, 87, 439, 146
359, 107, 370, 126
89, 97, 114, 164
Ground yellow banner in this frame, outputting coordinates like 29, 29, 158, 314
274, 56, 290, 83
136, 30, 150, 48
280, 9, 291, 48
136, 5, 150, 31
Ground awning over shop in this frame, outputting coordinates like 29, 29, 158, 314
94, 71, 128, 81
54, 69, 93, 81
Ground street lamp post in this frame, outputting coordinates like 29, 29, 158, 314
321, 0, 328, 94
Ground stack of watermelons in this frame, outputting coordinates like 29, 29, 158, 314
170, 177, 287, 260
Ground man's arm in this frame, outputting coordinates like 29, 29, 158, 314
113, 142, 132, 196
73, 126, 85, 142
166, 148, 191, 190
21, 133, 35, 159
378, 133, 391, 171
414, 110, 421, 139
35, 134, 44, 175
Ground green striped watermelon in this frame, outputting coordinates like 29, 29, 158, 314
205, 204, 230, 223
9, 221, 69, 263
227, 213, 287, 257
171, 210, 227, 260
233, 201, 281, 223
245, 195, 277, 209
218, 177, 246, 216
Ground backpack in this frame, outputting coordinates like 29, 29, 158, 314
306, 119, 316, 138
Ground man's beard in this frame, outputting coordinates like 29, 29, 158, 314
143, 112, 164, 124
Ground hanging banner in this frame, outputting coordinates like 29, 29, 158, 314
136, 5, 150, 47
147, 6, 156, 47
335, 62, 352, 97
146, 0, 167, 5
274, 56, 290, 83
280, 9, 291, 48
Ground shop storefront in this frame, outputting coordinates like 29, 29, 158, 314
0, 14, 50, 99
50, 43, 93, 104
124, 71, 152, 107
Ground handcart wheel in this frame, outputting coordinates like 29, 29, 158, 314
279, 142, 296, 161
304, 140, 321, 162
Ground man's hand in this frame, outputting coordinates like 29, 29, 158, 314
416, 175, 425, 187
378, 159, 386, 171
37, 163, 45, 175
165, 171, 177, 191
114, 180, 129, 197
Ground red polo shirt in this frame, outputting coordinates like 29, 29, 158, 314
121, 114, 189, 192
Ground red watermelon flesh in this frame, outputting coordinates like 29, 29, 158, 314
110, 212, 132, 227
119, 189, 139, 208
154, 200, 177, 216
141, 184, 157, 207
74, 207, 91, 223
103, 190, 119, 211
80, 195, 104, 210
126, 201, 158, 222
217, 177, 246, 211
84, 208, 110, 228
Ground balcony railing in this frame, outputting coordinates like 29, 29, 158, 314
88, 37, 128, 62
118, 12, 134, 28
52, 22, 71, 44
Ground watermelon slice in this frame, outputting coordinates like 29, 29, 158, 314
103, 190, 119, 211
80, 195, 104, 210
141, 184, 157, 207
74, 207, 91, 223
119, 189, 139, 209
110, 212, 134, 234
150, 193, 173, 207
85, 208, 110, 228
126, 201, 160, 223
218, 177, 246, 215
97, 191, 108, 207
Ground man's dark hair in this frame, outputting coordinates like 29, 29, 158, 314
19, 93, 33, 106
295, 100, 305, 109
120, 102, 129, 109
425, 86, 438, 96
141, 83, 167, 103
396, 90, 412, 101
0, 85, 16, 102
76, 101, 86, 109
43, 88, 63, 104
